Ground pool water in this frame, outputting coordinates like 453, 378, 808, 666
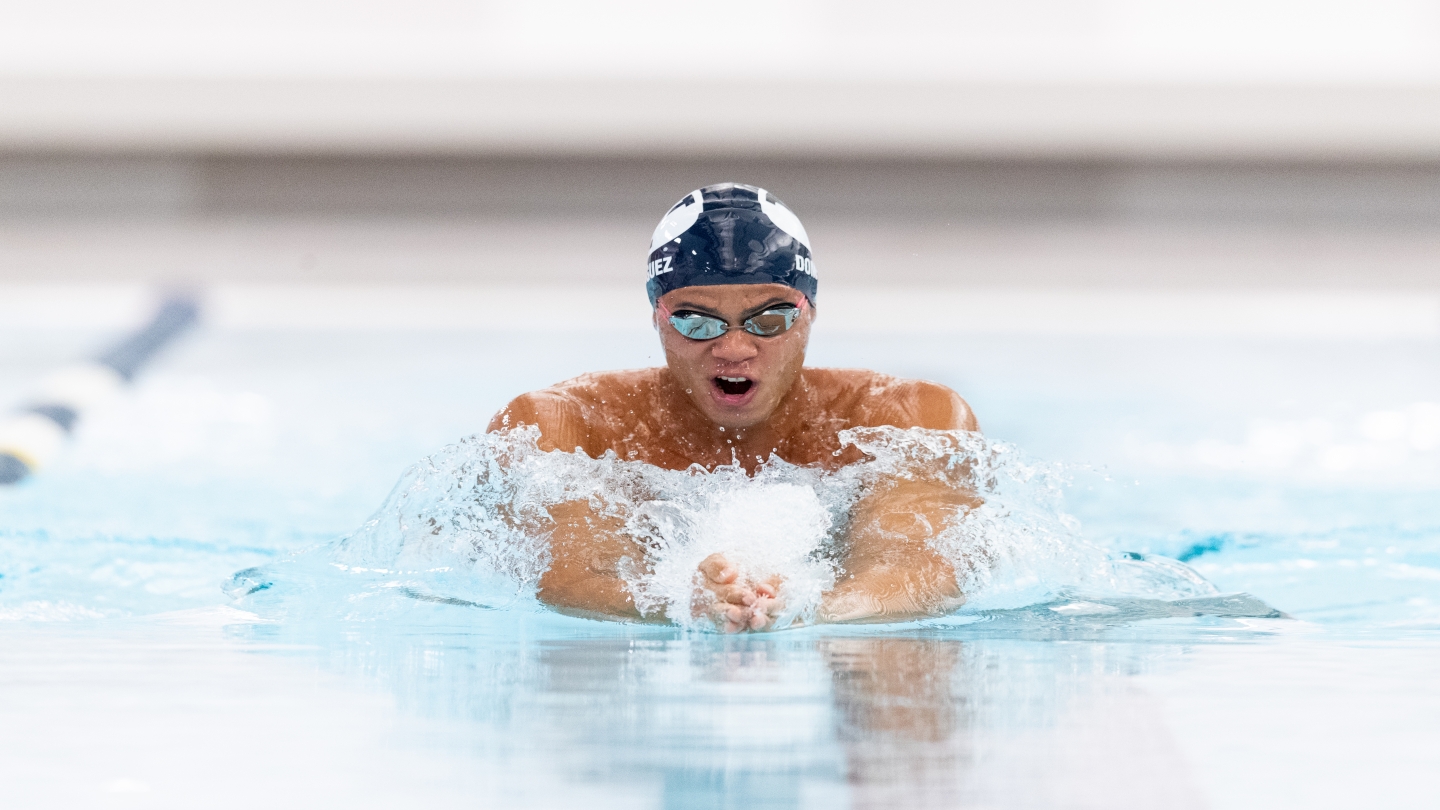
2, 321, 1439, 809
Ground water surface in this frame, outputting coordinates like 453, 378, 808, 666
2, 327, 1437, 808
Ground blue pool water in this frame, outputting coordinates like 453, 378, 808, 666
2, 324, 1439, 808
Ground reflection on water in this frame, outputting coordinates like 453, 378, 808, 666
237, 610, 1230, 808
824, 637, 970, 808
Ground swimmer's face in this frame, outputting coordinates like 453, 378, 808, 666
655, 284, 814, 431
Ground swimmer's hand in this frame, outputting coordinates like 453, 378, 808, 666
694, 553, 786, 633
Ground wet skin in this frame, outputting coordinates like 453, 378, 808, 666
488, 283, 980, 631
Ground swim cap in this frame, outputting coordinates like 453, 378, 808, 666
646, 183, 817, 307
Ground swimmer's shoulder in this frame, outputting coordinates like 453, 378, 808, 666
803, 368, 978, 432
487, 370, 662, 455
543, 369, 666, 409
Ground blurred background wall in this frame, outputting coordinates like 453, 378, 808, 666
3, 0, 1440, 292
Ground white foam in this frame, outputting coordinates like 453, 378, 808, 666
624, 481, 838, 629
297, 426, 1219, 630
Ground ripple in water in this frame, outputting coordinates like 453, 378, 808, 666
229, 426, 1279, 629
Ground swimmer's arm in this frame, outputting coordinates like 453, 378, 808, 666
535, 499, 654, 621
819, 479, 976, 623
819, 379, 980, 624
487, 392, 650, 620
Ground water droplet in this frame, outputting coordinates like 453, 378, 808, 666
275, 425, 1189, 633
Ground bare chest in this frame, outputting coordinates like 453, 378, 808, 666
597, 408, 867, 473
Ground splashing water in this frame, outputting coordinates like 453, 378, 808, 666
621, 479, 839, 629
230, 426, 1227, 628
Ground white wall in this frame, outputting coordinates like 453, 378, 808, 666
5, 0, 1440, 82
5, 1, 1440, 157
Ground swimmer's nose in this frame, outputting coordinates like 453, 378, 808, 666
709, 330, 759, 363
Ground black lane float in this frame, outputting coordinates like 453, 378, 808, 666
0, 296, 199, 485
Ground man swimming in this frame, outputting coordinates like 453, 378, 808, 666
489, 183, 979, 632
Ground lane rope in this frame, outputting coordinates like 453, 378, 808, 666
0, 296, 199, 485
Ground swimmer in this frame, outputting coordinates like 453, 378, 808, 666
489, 183, 979, 631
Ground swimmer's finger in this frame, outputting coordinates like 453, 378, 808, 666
698, 554, 738, 584
710, 602, 747, 633
715, 583, 757, 606
722, 600, 754, 632
755, 593, 785, 618
705, 603, 730, 631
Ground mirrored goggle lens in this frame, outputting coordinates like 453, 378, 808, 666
669, 313, 728, 340
743, 307, 801, 336
668, 306, 802, 340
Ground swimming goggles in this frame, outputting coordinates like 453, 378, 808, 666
665, 303, 804, 341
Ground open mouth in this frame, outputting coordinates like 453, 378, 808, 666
713, 376, 754, 397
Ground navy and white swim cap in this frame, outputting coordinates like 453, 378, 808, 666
646, 183, 817, 307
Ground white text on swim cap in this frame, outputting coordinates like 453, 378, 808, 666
647, 256, 674, 278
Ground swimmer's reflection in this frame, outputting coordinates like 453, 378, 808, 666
540, 639, 840, 810
288, 631, 974, 809
821, 637, 969, 808
246, 621, 1204, 809
648, 637, 972, 810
